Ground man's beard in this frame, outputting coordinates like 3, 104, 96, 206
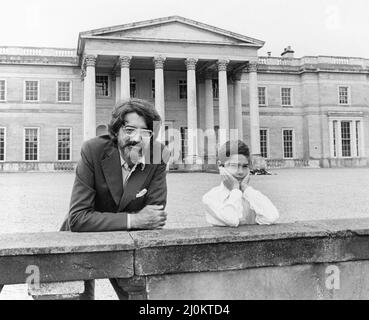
120, 142, 143, 165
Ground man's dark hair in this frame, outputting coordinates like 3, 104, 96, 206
108, 98, 161, 144
218, 140, 250, 164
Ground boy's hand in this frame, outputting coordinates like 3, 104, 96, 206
240, 172, 250, 192
219, 167, 239, 191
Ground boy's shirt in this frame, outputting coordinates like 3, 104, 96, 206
202, 183, 279, 227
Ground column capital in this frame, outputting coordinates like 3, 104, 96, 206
248, 60, 258, 73
83, 55, 96, 67
153, 56, 166, 69
217, 59, 230, 72
185, 58, 198, 70
119, 56, 132, 68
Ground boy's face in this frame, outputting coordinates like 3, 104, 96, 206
223, 154, 250, 181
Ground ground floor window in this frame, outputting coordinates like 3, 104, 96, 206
179, 80, 187, 99
282, 129, 294, 158
180, 127, 188, 161
260, 129, 268, 158
57, 128, 71, 161
330, 119, 363, 158
24, 128, 39, 161
0, 128, 5, 161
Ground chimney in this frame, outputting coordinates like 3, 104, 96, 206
281, 46, 294, 58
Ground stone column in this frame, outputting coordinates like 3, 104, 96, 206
248, 61, 261, 155
185, 58, 201, 166
217, 59, 229, 146
154, 56, 166, 143
233, 73, 243, 140
120, 56, 131, 101
82, 55, 96, 141
204, 71, 216, 164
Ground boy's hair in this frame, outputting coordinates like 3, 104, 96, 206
218, 140, 250, 164
108, 98, 161, 144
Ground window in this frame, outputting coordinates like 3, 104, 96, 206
151, 79, 155, 98
57, 128, 71, 161
0, 128, 5, 161
338, 86, 349, 105
24, 128, 39, 161
0, 80, 6, 101
180, 127, 188, 161
25, 81, 39, 101
282, 129, 294, 158
96, 75, 109, 97
258, 87, 267, 106
212, 79, 219, 99
260, 129, 268, 158
57, 81, 71, 102
331, 120, 362, 158
130, 78, 137, 98
179, 80, 187, 99
281, 87, 292, 106
341, 121, 351, 157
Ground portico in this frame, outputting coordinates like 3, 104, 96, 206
78, 16, 265, 167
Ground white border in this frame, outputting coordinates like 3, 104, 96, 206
23, 127, 40, 162
281, 128, 295, 159
56, 127, 72, 161
280, 87, 293, 107
337, 85, 351, 105
56, 80, 72, 103
0, 79, 7, 102
0, 127, 6, 161
24, 80, 40, 103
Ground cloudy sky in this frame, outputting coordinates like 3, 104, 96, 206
1, 0, 368, 58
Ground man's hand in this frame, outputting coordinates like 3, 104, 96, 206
129, 205, 167, 230
240, 172, 250, 192
219, 167, 239, 191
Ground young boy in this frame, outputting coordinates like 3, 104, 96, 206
202, 140, 279, 227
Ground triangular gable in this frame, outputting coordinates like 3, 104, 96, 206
79, 16, 264, 47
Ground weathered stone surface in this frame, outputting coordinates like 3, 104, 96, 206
28, 281, 84, 296
0, 231, 134, 256
146, 260, 369, 300
0, 251, 134, 285
307, 218, 369, 236
130, 222, 329, 248
115, 276, 147, 300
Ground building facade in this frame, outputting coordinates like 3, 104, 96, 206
0, 16, 368, 171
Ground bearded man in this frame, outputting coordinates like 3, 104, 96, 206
60, 98, 169, 299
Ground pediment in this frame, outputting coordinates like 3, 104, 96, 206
80, 16, 264, 47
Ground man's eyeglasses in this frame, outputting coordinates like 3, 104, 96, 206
121, 126, 153, 139
221, 163, 249, 170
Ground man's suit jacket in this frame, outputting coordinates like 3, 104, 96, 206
60, 135, 169, 232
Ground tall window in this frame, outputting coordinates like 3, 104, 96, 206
25, 81, 39, 101
130, 78, 137, 98
0, 128, 5, 161
339, 86, 349, 105
260, 129, 268, 158
212, 79, 219, 99
57, 128, 71, 161
0, 80, 6, 101
282, 129, 294, 158
179, 80, 187, 99
151, 79, 155, 98
24, 128, 39, 161
341, 121, 351, 157
258, 87, 266, 106
57, 81, 71, 102
331, 120, 362, 158
180, 127, 188, 161
281, 87, 292, 106
96, 75, 109, 97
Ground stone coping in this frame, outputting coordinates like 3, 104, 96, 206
1, 218, 369, 256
